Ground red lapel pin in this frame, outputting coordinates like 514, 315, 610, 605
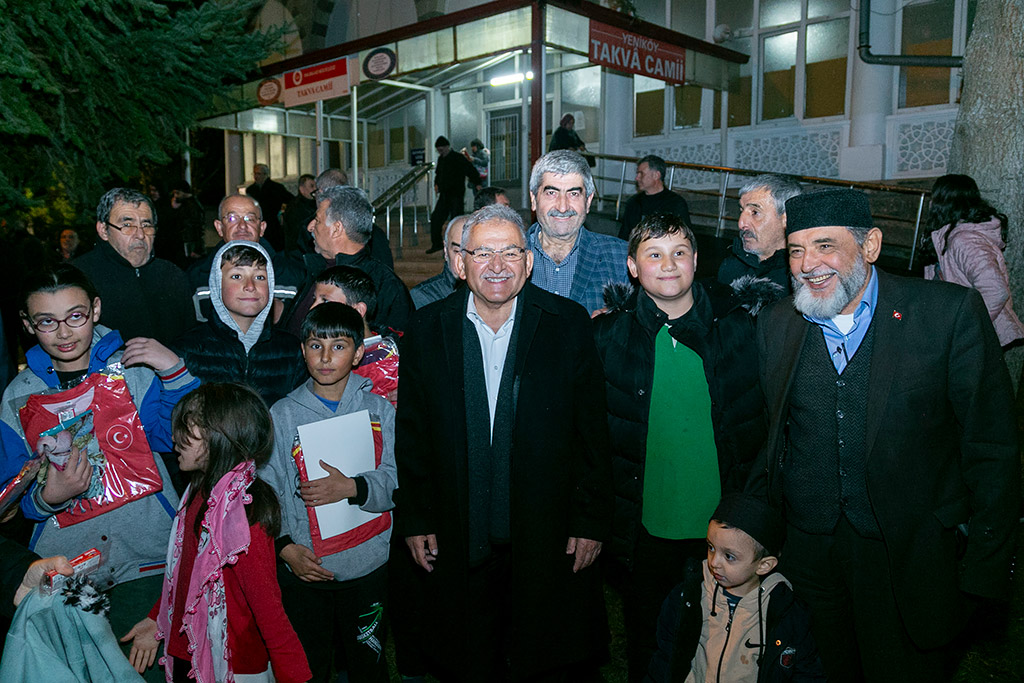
892, 310, 902, 320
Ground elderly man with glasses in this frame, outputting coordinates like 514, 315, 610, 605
395, 203, 613, 682
73, 187, 193, 345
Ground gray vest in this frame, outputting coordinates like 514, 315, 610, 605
783, 323, 881, 538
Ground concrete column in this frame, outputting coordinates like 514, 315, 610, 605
839, 0, 897, 180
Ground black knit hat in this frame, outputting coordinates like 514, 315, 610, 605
435, 136, 451, 148
711, 494, 786, 557
785, 188, 873, 235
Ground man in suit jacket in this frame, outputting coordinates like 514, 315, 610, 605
395, 203, 613, 681
748, 189, 1019, 682
527, 150, 629, 315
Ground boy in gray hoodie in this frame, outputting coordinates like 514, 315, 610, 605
260, 302, 397, 683
173, 240, 304, 407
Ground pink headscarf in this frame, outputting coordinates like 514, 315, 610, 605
156, 461, 255, 683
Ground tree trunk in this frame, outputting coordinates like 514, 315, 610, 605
949, 0, 1024, 388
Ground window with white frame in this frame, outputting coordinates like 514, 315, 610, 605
705, 0, 850, 130
897, 0, 975, 109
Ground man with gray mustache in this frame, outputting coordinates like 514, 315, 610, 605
748, 189, 1018, 682
526, 150, 629, 314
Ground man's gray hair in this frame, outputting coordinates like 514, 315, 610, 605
316, 168, 349, 192
739, 174, 803, 215
254, 163, 270, 174
529, 150, 595, 198
847, 225, 872, 246
444, 214, 469, 244
96, 188, 157, 225
217, 193, 262, 221
462, 204, 527, 246
638, 154, 667, 182
318, 185, 373, 244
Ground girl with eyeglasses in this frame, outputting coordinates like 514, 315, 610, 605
0, 263, 199, 681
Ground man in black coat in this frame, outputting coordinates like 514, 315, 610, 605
247, 163, 295, 252
748, 189, 1019, 682
275, 185, 412, 338
717, 173, 801, 291
395, 204, 612, 681
314, 168, 394, 269
427, 136, 480, 253
74, 188, 194, 345
617, 155, 691, 241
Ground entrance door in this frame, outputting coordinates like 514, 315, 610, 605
488, 110, 520, 186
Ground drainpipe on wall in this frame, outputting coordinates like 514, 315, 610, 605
858, 0, 963, 68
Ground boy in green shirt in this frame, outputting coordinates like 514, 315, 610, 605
593, 213, 781, 682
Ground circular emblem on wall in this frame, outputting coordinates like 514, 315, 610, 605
257, 78, 282, 106
363, 47, 397, 80
105, 424, 135, 451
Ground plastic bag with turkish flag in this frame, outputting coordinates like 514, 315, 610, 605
353, 334, 400, 407
18, 366, 162, 527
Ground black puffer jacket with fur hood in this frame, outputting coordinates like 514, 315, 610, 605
593, 276, 783, 567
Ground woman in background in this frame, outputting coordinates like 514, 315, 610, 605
923, 173, 1024, 348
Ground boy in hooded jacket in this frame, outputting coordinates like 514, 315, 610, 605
646, 494, 825, 683
173, 241, 305, 407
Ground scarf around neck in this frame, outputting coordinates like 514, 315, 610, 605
156, 461, 255, 683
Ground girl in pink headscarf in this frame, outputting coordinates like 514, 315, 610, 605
123, 383, 311, 683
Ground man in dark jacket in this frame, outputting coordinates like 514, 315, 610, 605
395, 204, 612, 681
276, 185, 413, 338
410, 214, 465, 309
74, 188, 194, 345
173, 241, 304, 407
247, 163, 294, 252
617, 155, 691, 241
315, 168, 394, 269
593, 213, 781, 682
749, 189, 1019, 682
717, 174, 801, 291
282, 174, 317, 254
427, 136, 480, 253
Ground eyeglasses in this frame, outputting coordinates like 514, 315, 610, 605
105, 220, 157, 236
25, 308, 93, 334
463, 246, 527, 264
223, 213, 261, 225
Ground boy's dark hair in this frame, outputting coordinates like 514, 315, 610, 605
314, 266, 377, 320
628, 213, 696, 259
220, 244, 268, 269
473, 186, 509, 211
302, 302, 365, 349
172, 383, 281, 537
21, 263, 100, 313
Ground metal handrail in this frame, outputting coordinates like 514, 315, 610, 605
589, 152, 931, 269
372, 162, 434, 211
372, 162, 435, 259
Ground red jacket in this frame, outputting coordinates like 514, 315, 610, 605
151, 494, 311, 682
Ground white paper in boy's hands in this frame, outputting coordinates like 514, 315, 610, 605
296, 409, 380, 540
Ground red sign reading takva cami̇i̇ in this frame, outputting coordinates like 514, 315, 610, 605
283, 58, 350, 107
589, 20, 686, 85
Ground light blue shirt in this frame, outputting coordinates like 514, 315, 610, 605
528, 226, 580, 299
804, 266, 878, 374
466, 295, 519, 437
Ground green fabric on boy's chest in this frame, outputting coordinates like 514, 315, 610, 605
642, 326, 719, 540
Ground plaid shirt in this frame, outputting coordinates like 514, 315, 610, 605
527, 223, 629, 314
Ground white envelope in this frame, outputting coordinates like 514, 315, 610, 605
296, 409, 380, 539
